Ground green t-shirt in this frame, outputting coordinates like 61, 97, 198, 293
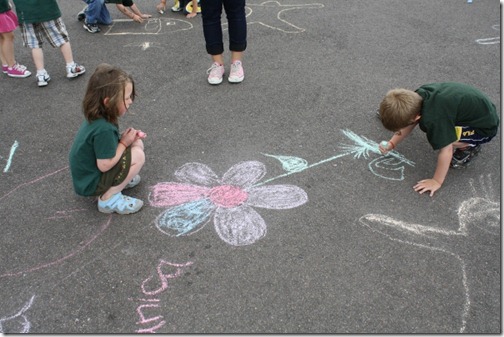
416, 82, 499, 150
69, 118, 120, 196
12, 0, 61, 23
0, 0, 11, 14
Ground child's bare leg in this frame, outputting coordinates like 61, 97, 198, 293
31, 47, 45, 71
0, 32, 16, 67
101, 142, 145, 200
452, 141, 472, 149
186, 0, 198, 18
59, 42, 74, 64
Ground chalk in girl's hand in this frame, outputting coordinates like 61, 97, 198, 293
380, 141, 390, 149
158, 9, 164, 14
137, 131, 147, 138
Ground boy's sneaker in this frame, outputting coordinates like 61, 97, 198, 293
37, 73, 51, 87
2, 64, 8, 74
207, 62, 224, 85
98, 192, 143, 214
7, 63, 31, 78
450, 145, 481, 169
77, 8, 86, 21
83, 22, 100, 33
67, 63, 86, 78
228, 60, 244, 83
171, 0, 182, 11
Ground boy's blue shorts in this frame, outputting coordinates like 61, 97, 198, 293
456, 126, 494, 146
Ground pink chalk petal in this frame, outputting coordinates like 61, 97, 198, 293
148, 182, 210, 207
221, 161, 266, 188
214, 205, 267, 246
247, 185, 308, 209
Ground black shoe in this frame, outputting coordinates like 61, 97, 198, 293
77, 6, 87, 21
450, 145, 481, 169
83, 22, 100, 33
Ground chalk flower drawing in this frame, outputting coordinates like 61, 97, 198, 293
149, 161, 308, 246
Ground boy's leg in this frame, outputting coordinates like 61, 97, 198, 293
84, 0, 106, 24
450, 127, 493, 168
31, 47, 45, 71
97, 4, 113, 25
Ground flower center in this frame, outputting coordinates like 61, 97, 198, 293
209, 185, 248, 208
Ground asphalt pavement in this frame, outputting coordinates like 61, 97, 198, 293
0, 0, 501, 333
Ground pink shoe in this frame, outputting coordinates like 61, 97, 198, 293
207, 62, 224, 85
228, 60, 244, 83
7, 63, 31, 78
2, 64, 8, 74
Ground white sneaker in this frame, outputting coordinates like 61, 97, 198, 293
207, 62, 225, 85
66, 63, 86, 78
228, 60, 244, 83
37, 73, 51, 87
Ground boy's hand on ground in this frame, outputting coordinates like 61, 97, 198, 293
413, 179, 441, 197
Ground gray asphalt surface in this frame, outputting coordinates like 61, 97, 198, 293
0, 0, 501, 333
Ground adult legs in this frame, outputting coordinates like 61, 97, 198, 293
201, 0, 224, 61
223, 0, 246, 61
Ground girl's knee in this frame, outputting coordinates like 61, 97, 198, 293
131, 146, 145, 165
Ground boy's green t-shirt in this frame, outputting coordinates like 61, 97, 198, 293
416, 82, 499, 150
69, 118, 120, 196
12, 0, 61, 23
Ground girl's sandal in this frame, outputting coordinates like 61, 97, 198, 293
98, 192, 143, 214
125, 175, 141, 189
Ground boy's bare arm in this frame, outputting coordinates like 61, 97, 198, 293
116, 4, 144, 22
413, 144, 453, 196
380, 123, 417, 153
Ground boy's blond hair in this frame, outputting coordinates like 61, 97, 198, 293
379, 88, 423, 131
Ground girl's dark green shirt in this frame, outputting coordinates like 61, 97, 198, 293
69, 118, 120, 196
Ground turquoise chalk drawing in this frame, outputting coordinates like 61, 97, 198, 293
357, 174, 500, 333
1, 141, 19, 173
257, 129, 415, 186
149, 129, 414, 246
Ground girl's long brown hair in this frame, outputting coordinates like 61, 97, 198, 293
82, 63, 135, 125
